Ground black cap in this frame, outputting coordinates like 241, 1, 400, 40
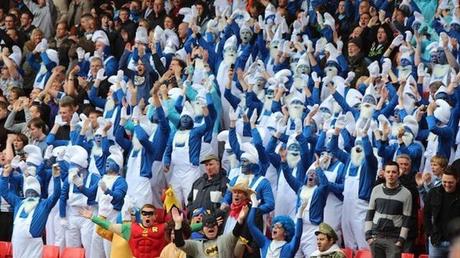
203, 214, 217, 227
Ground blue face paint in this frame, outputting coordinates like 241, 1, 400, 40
94, 134, 102, 144
25, 189, 39, 198
106, 158, 120, 173
241, 158, 259, 174
287, 143, 300, 155
180, 115, 194, 130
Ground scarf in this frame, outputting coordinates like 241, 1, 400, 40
229, 199, 250, 218
310, 243, 342, 256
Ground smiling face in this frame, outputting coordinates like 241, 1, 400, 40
442, 174, 458, 193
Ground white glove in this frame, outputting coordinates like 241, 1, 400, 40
10, 155, 21, 169
96, 68, 107, 81
345, 71, 355, 85
405, 31, 413, 44
55, 148, 66, 161
18, 161, 27, 174
323, 12, 335, 28
417, 63, 427, 77
34, 39, 47, 53
44, 145, 54, 160
76, 47, 85, 61
250, 193, 259, 208
70, 113, 80, 127
368, 61, 380, 78
325, 43, 339, 59
311, 72, 320, 83
72, 174, 84, 188
117, 70, 124, 82
229, 107, 238, 122
336, 40, 343, 53
381, 58, 392, 77
391, 34, 404, 47
440, 32, 449, 48
315, 38, 327, 55
54, 115, 66, 126
60, 218, 68, 228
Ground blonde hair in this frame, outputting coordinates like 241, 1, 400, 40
431, 155, 448, 169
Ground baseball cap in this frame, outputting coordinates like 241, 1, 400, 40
200, 154, 219, 164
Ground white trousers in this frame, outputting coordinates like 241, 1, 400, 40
65, 209, 94, 258
45, 205, 65, 250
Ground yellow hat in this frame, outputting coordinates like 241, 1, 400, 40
228, 177, 254, 196
163, 187, 181, 212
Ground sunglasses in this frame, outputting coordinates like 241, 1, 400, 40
141, 211, 155, 216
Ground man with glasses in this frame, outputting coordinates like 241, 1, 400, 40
81, 203, 168, 258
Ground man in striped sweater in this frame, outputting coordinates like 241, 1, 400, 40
365, 161, 412, 258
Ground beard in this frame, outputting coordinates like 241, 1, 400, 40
224, 51, 237, 65
360, 105, 375, 119
350, 146, 365, 167
286, 153, 301, 168
23, 197, 39, 214
288, 106, 303, 120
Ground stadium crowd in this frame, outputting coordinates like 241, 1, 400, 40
2, 0, 460, 257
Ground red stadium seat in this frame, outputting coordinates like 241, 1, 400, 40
355, 249, 372, 258
61, 247, 84, 258
42, 245, 60, 258
341, 248, 353, 258
418, 255, 429, 258
402, 253, 415, 258
0, 241, 12, 258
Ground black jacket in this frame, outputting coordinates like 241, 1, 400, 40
424, 185, 460, 245
187, 170, 228, 215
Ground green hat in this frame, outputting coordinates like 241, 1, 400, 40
200, 154, 220, 164
315, 223, 338, 241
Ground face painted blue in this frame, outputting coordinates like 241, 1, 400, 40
241, 158, 259, 174
400, 59, 412, 67
287, 143, 300, 155
106, 158, 120, 173
94, 134, 102, 144
180, 115, 194, 130
25, 189, 39, 198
